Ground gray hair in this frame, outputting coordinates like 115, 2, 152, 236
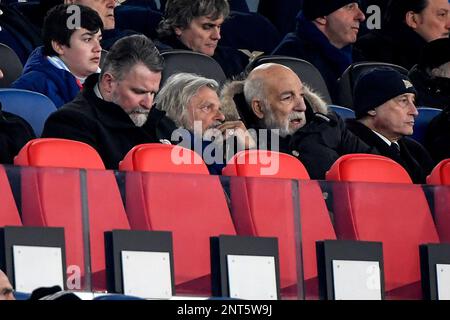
243, 72, 269, 110
155, 72, 219, 127
101, 34, 164, 80
430, 62, 450, 78
157, 0, 230, 38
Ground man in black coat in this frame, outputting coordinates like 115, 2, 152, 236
355, 0, 450, 70
425, 106, 450, 163
408, 38, 450, 110
42, 35, 177, 169
348, 67, 435, 183
230, 63, 374, 179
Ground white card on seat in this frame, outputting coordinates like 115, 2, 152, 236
227, 254, 277, 300
121, 250, 172, 299
332, 260, 382, 300
436, 264, 450, 300
13, 245, 64, 293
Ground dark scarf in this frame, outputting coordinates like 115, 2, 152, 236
295, 12, 353, 76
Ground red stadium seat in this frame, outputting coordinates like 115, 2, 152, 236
119, 143, 236, 296
222, 150, 336, 299
326, 154, 439, 299
14, 138, 130, 291
0, 165, 22, 227
427, 159, 450, 242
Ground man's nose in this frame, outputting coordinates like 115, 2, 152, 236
211, 27, 221, 40
140, 94, 154, 109
215, 109, 225, 122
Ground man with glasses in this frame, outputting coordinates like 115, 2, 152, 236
347, 67, 434, 183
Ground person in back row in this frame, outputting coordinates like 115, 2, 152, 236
271, 0, 365, 101
156, 0, 249, 79
42, 35, 177, 169
355, 0, 450, 70
12, 4, 103, 108
65, 0, 137, 49
347, 67, 434, 184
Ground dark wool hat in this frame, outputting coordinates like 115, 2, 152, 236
420, 38, 450, 70
353, 67, 417, 119
302, 0, 358, 20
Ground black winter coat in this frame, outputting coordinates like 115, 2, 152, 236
425, 106, 450, 163
408, 65, 450, 110
354, 24, 427, 71
0, 106, 35, 164
346, 119, 434, 184
42, 74, 177, 169
282, 113, 375, 179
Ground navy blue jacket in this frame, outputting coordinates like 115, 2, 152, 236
11, 47, 81, 108
272, 13, 354, 101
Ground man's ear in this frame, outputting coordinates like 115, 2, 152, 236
251, 100, 265, 119
101, 73, 115, 94
174, 27, 183, 36
405, 11, 419, 29
367, 109, 377, 116
315, 16, 327, 26
51, 40, 65, 56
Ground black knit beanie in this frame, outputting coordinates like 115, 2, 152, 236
302, 0, 359, 20
353, 67, 417, 119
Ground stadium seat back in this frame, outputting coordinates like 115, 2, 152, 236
161, 50, 227, 87
0, 88, 57, 137
14, 138, 130, 291
336, 62, 409, 109
120, 143, 236, 295
223, 150, 336, 298
427, 159, 450, 242
0, 43, 23, 88
327, 154, 439, 298
0, 165, 22, 227
412, 107, 441, 144
329, 105, 355, 120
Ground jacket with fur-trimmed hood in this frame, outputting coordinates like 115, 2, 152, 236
219, 79, 374, 179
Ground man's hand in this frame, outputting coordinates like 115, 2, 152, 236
216, 121, 256, 150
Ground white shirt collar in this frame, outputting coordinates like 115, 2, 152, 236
371, 130, 400, 149
47, 55, 101, 84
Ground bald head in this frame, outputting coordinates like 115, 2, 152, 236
0, 269, 15, 300
244, 63, 307, 136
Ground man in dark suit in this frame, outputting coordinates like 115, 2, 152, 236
347, 67, 434, 183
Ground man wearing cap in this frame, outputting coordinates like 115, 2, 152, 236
347, 67, 434, 184
271, 0, 365, 101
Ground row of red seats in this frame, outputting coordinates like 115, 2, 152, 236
0, 138, 449, 299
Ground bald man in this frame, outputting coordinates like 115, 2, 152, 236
223, 63, 375, 179
0, 270, 15, 300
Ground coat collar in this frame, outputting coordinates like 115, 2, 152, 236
82, 74, 167, 130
